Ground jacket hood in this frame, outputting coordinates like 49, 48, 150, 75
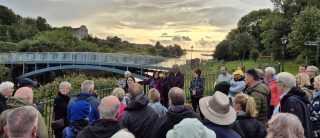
287, 87, 310, 104
126, 94, 149, 111
167, 105, 196, 123
7, 97, 32, 108
82, 119, 119, 137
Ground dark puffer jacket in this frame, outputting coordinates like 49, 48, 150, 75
280, 87, 313, 138
119, 94, 158, 138
245, 82, 270, 123
76, 119, 120, 138
151, 105, 201, 138
230, 112, 266, 138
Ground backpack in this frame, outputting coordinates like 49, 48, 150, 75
63, 126, 81, 138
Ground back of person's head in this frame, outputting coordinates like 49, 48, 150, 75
14, 87, 34, 104
168, 87, 185, 106
276, 72, 296, 88
214, 81, 231, 95
255, 69, 264, 80
267, 113, 304, 138
148, 88, 160, 103
265, 67, 276, 76
112, 88, 125, 102
81, 80, 94, 92
111, 129, 135, 138
296, 73, 311, 87
4, 106, 38, 138
99, 96, 120, 120
128, 83, 143, 100
0, 81, 14, 93
245, 69, 260, 81
233, 94, 256, 118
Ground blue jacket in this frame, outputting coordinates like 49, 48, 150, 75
67, 92, 100, 124
229, 78, 246, 97
204, 120, 241, 138
189, 77, 205, 97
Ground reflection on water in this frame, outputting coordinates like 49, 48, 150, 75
158, 51, 213, 67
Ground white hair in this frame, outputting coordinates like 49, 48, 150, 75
307, 66, 319, 73
124, 71, 131, 76
98, 102, 120, 119
81, 80, 94, 92
0, 81, 14, 94
265, 67, 276, 75
276, 72, 296, 88
59, 81, 71, 90
111, 129, 135, 138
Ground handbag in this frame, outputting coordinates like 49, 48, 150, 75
51, 118, 65, 129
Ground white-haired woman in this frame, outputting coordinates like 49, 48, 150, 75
264, 67, 280, 116
311, 75, 320, 137
0, 81, 14, 113
53, 81, 71, 138
267, 113, 304, 138
274, 72, 313, 138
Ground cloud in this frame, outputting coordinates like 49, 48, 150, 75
182, 36, 192, 41
175, 30, 192, 33
195, 38, 218, 47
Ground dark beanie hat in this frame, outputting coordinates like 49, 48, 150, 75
214, 81, 231, 95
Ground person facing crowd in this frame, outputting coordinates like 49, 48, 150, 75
0, 81, 14, 113
148, 88, 167, 117
77, 96, 121, 138
168, 64, 184, 89
111, 88, 126, 121
275, 72, 313, 138
120, 83, 158, 138
306, 65, 319, 88
231, 94, 266, 138
229, 70, 246, 97
53, 81, 71, 138
244, 69, 270, 124
68, 80, 99, 124
159, 71, 170, 108
152, 87, 201, 138
217, 66, 232, 83
4, 106, 39, 138
118, 71, 131, 89
0, 87, 48, 138
189, 69, 205, 118
296, 73, 313, 101
264, 67, 280, 117
138, 71, 161, 90
199, 91, 240, 138
299, 65, 307, 73
310, 75, 320, 137
267, 113, 305, 138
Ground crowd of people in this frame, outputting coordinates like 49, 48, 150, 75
0, 64, 319, 138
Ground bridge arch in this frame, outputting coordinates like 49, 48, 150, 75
17, 65, 145, 80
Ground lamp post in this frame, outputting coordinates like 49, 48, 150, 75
190, 45, 194, 69
281, 35, 288, 72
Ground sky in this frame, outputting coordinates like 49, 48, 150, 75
1, 0, 273, 50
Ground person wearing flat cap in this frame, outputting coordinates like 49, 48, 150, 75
199, 91, 240, 138
229, 70, 246, 98
18, 78, 38, 89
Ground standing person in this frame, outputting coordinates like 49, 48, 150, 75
53, 82, 71, 138
267, 113, 305, 138
275, 72, 313, 138
118, 71, 131, 89
159, 71, 170, 108
296, 73, 313, 101
306, 65, 318, 88
244, 69, 270, 124
189, 69, 205, 118
148, 88, 167, 117
199, 91, 240, 138
138, 71, 161, 90
311, 76, 320, 137
0, 81, 14, 113
229, 70, 246, 98
231, 94, 266, 138
264, 67, 280, 117
300, 65, 308, 73
68, 80, 100, 124
123, 76, 136, 105
119, 83, 158, 138
111, 88, 126, 121
168, 64, 184, 89
217, 66, 232, 83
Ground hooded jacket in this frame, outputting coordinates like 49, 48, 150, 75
230, 112, 266, 138
280, 87, 313, 138
0, 97, 48, 138
76, 119, 120, 138
229, 77, 246, 97
119, 94, 158, 138
151, 105, 201, 138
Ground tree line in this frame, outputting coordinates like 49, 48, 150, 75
214, 0, 320, 64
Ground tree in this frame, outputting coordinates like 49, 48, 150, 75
36, 16, 51, 31
155, 41, 163, 49
213, 40, 231, 60
0, 5, 17, 25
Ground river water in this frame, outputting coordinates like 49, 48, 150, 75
157, 51, 213, 67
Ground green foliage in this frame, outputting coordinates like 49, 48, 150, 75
0, 65, 11, 82
0, 5, 16, 25
34, 74, 117, 99
0, 41, 17, 52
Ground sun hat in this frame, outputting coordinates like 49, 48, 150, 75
233, 70, 244, 76
166, 118, 216, 138
199, 91, 236, 125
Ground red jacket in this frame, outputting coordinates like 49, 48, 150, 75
264, 79, 280, 106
